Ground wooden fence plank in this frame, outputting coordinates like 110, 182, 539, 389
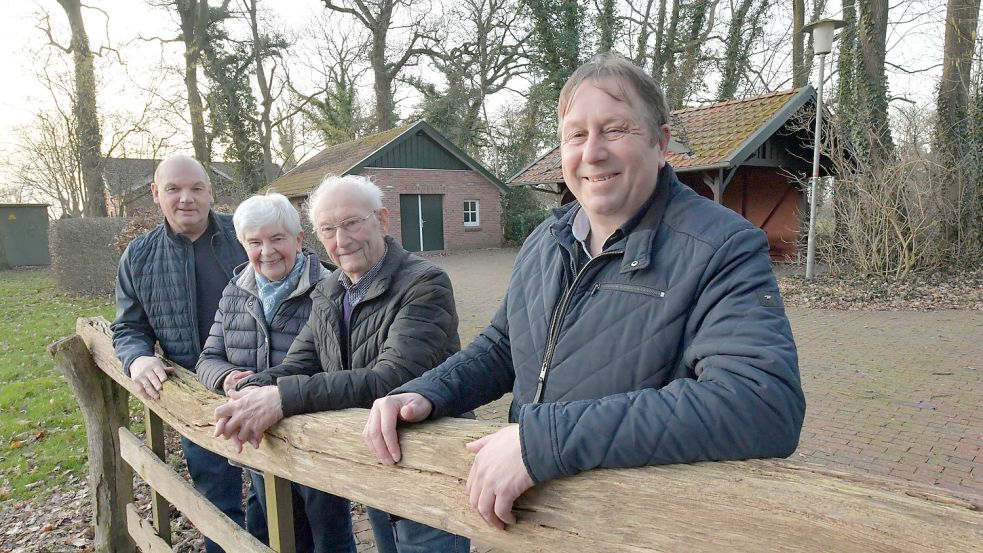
75, 316, 983, 553
48, 334, 135, 553
118, 428, 273, 553
126, 503, 175, 553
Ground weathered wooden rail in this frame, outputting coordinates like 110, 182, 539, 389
50, 316, 982, 553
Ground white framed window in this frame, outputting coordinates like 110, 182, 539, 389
463, 200, 480, 227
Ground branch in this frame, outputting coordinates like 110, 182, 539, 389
37, 13, 72, 54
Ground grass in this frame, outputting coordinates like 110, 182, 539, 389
0, 268, 116, 503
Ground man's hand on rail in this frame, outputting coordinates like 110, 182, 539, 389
465, 425, 534, 530
222, 369, 254, 396
130, 356, 174, 400
362, 393, 433, 464
213, 386, 283, 454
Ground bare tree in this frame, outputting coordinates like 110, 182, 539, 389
935, 0, 981, 162
322, 0, 440, 131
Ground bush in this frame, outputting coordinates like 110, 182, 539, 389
50, 217, 127, 296
501, 186, 549, 244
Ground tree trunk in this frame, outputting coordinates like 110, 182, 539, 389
792, 0, 806, 87
936, 0, 981, 162
857, 0, 893, 162
56, 0, 107, 217
244, 0, 279, 184
177, 0, 211, 165
597, 0, 616, 52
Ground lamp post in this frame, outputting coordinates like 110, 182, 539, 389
802, 18, 844, 280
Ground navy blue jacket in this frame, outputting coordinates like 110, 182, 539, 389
396, 165, 806, 485
112, 211, 247, 375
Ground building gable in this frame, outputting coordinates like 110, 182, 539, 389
364, 132, 470, 171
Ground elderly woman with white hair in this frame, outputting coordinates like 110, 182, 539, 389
196, 193, 355, 553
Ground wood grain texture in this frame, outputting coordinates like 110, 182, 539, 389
48, 334, 135, 553
119, 428, 272, 553
125, 503, 174, 553
76, 316, 983, 553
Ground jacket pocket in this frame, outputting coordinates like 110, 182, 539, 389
591, 282, 666, 298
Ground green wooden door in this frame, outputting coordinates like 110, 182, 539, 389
399, 194, 444, 252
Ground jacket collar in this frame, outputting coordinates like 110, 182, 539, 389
234, 249, 326, 299
550, 163, 678, 274
321, 235, 409, 302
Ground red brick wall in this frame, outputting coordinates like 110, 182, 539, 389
360, 168, 503, 252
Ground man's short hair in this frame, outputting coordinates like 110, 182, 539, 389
306, 174, 384, 226
232, 192, 302, 243
557, 52, 671, 145
154, 154, 211, 185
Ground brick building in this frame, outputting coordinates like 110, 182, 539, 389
266, 120, 506, 252
510, 87, 830, 260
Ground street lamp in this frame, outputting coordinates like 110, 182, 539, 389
802, 18, 844, 280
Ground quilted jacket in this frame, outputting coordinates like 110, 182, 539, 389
112, 211, 247, 376
237, 236, 461, 417
395, 164, 806, 485
196, 250, 331, 393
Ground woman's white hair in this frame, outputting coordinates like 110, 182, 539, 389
307, 174, 384, 226
232, 192, 302, 243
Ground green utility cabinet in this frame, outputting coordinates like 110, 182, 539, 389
0, 204, 51, 267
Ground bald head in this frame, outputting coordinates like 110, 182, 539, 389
152, 155, 214, 241
155, 155, 210, 185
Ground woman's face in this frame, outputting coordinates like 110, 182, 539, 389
242, 223, 304, 282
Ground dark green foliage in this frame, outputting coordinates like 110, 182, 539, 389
304, 62, 368, 147
501, 185, 549, 243
523, 0, 584, 115
204, 42, 265, 194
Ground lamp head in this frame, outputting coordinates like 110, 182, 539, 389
803, 18, 846, 55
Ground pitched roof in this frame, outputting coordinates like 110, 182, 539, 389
510, 86, 816, 186
266, 120, 506, 198
103, 158, 236, 197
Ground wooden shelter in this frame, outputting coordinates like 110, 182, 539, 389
510, 87, 824, 259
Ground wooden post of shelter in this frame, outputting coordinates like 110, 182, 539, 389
144, 407, 172, 545
48, 334, 135, 553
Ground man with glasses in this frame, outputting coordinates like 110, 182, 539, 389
212, 174, 470, 553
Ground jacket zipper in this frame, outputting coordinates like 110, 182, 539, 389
534, 249, 622, 403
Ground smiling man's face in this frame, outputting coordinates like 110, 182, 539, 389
152, 157, 214, 241
559, 77, 669, 229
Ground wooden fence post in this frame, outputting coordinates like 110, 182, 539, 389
264, 472, 296, 553
48, 335, 135, 553
145, 408, 172, 545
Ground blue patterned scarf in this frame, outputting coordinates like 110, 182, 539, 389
254, 252, 306, 324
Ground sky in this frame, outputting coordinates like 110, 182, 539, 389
0, 0, 951, 185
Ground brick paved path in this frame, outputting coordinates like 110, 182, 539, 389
353, 249, 983, 551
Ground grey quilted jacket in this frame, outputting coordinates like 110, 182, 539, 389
112, 212, 247, 376
395, 165, 806, 485
237, 237, 461, 417
196, 250, 331, 393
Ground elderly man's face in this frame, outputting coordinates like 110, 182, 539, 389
152, 158, 214, 239
559, 78, 670, 228
313, 187, 389, 282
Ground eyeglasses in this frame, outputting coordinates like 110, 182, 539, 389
316, 211, 375, 238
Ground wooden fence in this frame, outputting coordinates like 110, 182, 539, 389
48, 316, 982, 553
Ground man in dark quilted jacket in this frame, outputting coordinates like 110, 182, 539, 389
363, 53, 806, 531
111, 155, 263, 551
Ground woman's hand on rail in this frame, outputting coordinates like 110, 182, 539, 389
362, 393, 433, 465
213, 386, 284, 453
222, 369, 254, 396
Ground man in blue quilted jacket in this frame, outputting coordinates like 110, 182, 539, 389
363, 53, 806, 530
111, 155, 264, 551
